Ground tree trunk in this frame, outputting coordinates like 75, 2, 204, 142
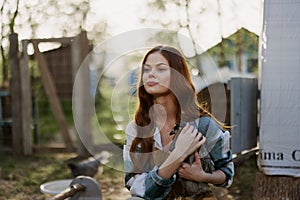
253, 172, 300, 200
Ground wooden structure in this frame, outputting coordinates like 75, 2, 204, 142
10, 33, 32, 155
228, 76, 258, 154
43, 44, 73, 100
5, 31, 93, 155
31, 39, 75, 152
71, 32, 94, 157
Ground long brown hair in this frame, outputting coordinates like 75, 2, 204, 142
129, 45, 218, 173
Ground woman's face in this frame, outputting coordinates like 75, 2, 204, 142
142, 52, 171, 96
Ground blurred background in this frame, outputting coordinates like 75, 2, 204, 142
0, 0, 262, 148
0, 0, 264, 199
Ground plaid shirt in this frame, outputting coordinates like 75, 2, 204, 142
123, 116, 234, 199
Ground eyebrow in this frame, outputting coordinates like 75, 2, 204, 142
143, 62, 168, 67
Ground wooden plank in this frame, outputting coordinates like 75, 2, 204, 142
9, 33, 23, 155
232, 147, 258, 167
243, 78, 257, 150
23, 37, 74, 45
20, 40, 32, 155
71, 31, 93, 157
230, 77, 258, 154
230, 78, 242, 153
50, 183, 85, 200
32, 40, 75, 152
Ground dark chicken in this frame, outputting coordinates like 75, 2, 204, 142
166, 123, 215, 200
67, 151, 111, 178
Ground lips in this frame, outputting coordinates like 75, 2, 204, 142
146, 81, 158, 86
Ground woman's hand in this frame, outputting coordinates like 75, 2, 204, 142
173, 124, 206, 161
158, 124, 206, 179
178, 151, 208, 182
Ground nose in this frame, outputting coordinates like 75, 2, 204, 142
148, 68, 156, 77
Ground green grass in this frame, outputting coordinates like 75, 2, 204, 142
0, 153, 74, 200
228, 156, 258, 199
0, 152, 130, 200
0, 152, 259, 199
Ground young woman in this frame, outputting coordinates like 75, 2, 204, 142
123, 45, 234, 199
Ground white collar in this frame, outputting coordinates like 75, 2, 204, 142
152, 118, 199, 150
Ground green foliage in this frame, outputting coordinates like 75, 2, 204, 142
207, 28, 259, 71
208, 28, 258, 56
150, 31, 179, 46
150, 0, 168, 10
94, 78, 137, 145
34, 90, 73, 145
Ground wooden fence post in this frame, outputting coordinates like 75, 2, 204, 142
72, 31, 93, 157
10, 33, 32, 155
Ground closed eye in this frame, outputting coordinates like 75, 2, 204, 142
143, 66, 151, 72
157, 67, 167, 72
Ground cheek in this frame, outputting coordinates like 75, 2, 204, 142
142, 73, 147, 83
161, 73, 171, 87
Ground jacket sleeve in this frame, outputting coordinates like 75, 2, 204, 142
144, 166, 176, 199
198, 116, 234, 188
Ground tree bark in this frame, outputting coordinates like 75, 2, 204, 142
253, 172, 300, 200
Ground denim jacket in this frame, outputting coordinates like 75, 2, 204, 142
123, 116, 234, 199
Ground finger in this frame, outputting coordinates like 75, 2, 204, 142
194, 151, 201, 164
181, 163, 189, 168
180, 123, 190, 134
178, 166, 186, 172
194, 136, 206, 150
199, 136, 206, 145
195, 131, 203, 141
191, 127, 198, 137
178, 169, 183, 176
182, 124, 195, 137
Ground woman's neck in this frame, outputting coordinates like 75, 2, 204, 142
153, 94, 176, 122
152, 94, 178, 144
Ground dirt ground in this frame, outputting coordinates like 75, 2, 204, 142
0, 151, 258, 200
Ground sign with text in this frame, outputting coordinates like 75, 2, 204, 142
258, 0, 300, 177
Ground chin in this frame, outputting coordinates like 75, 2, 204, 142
146, 89, 171, 97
